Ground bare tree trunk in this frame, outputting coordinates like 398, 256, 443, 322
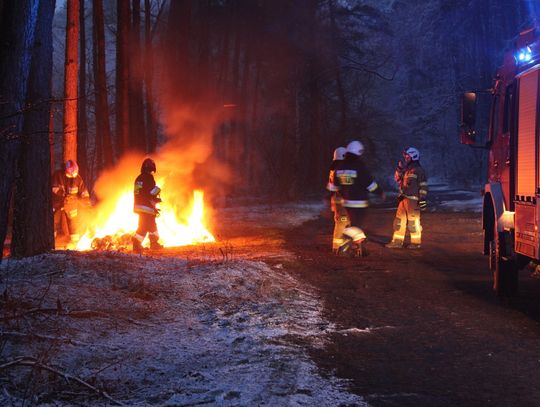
144, 0, 157, 152
116, 0, 130, 155
63, 0, 80, 163
93, 0, 114, 170
129, 0, 146, 151
0, 1, 39, 260
12, 0, 56, 258
78, 0, 88, 178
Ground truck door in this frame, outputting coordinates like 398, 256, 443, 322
515, 67, 539, 258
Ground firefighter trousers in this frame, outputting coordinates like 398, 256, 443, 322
134, 213, 159, 243
391, 198, 421, 245
333, 204, 350, 250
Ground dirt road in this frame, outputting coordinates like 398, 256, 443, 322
274, 208, 540, 407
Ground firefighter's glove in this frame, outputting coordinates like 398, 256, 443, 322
155, 208, 161, 218
419, 200, 427, 211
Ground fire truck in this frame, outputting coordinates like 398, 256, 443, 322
460, 27, 540, 296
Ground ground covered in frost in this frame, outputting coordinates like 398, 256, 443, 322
0, 245, 366, 406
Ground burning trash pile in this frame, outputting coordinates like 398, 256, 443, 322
71, 156, 215, 252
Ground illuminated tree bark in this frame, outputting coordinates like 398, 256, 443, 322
0, 1, 39, 259
12, 0, 56, 258
78, 0, 88, 178
93, 0, 113, 169
116, 0, 130, 155
63, 0, 80, 163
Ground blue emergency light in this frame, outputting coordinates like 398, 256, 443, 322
516, 45, 533, 63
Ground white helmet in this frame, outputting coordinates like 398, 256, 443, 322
346, 140, 364, 156
405, 147, 420, 161
333, 147, 347, 161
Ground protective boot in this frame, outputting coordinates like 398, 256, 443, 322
385, 240, 403, 249
407, 243, 421, 249
132, 236, 143, 254
149, 234, 163, 250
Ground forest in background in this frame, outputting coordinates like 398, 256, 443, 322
0, 0, 537, 258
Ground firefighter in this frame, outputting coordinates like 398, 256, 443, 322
386, 147, 428, 249
334, 140, 384, 256
132, 158, 163, 253
51, 160, 90, 248
327, 147, 350, 253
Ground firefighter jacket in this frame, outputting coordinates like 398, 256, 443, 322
334, 154, 383, 208
51, 170, 90, 211
397, 161, 428, 201
134, 172, 161, 216
326, 159, 345, 210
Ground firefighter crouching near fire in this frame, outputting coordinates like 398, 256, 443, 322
132, 158, 164, 253
386, 147, 428, 249
334, 140, 384, 256
52, 160, 90, 248
326, 147, 350, 253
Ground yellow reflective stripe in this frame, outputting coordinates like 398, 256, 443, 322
419, 190, 428, 196
68, 187, 78, 194
134, 204, 155, 215
419, 182, 428, 186
367, 181, 378, 192
150, 186, 161, 196
403, 195, 419, 200
327, 182, 338, 192
81, 191, 90, 198
344, 200, 369, 208
405, 174, 418, 179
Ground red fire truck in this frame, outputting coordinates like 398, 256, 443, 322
460, 27, 540, 296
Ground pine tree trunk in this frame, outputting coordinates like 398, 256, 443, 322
12, 0, 56, 258
93, 0, 113, 170
63, 0, 80, 163
144, 0, 157, 152
78, 0, 88, 179
116, 0, 130, 155
0, 1, 40, 260
129, 0, 146, 152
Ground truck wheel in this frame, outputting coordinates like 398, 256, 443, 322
493, 232, 518, 297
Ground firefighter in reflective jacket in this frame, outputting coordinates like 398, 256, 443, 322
334, 140, 384, 255
132, 158, 163, 253
51, 160, 90, 247
327, 147, 350, 252
386, 147, 428, 249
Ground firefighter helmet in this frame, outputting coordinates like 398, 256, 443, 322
404, 147, 420, 161
65, 160, 79, 178
141, 158, 156, 173
346, 140, 364, 156
333, 147, 347, 161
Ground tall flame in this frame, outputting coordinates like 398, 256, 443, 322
76, 187, 215, 251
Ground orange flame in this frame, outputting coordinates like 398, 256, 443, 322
76, 184, 215, 251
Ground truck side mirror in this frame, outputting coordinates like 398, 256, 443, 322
460, 92, 477, 145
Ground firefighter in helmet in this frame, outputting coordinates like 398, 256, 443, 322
386, 147, 428, 249
132, 158, 163, 253
334, 140, 384, 256
326, 147, 350, 253
51, 160, 90, 248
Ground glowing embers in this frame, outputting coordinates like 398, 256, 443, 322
516, 45, 534, 64
76, 189, 215, 251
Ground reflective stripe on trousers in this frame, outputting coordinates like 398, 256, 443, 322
391, 198, 422, 244
333, 204, 350, 250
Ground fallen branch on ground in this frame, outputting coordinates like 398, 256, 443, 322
0, 356, 125, 406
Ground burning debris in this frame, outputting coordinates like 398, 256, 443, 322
90, 233, 133, 251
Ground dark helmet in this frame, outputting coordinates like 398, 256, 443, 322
141, 158, 156, 173
65, 160, 79, 178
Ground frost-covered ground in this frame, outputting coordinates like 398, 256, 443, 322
0, 251, 367, 406
0, 191, 479, 406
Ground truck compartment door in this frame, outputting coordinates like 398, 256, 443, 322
515, 67, 539, 258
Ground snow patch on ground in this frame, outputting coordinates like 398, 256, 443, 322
0, 252, 367, 406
